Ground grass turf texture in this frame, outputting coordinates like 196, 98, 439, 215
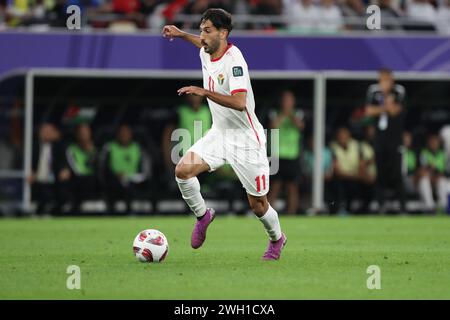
0, 216, 449, 299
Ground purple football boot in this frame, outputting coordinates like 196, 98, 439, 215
262, 233, 287, 260
191, 208, 215, 249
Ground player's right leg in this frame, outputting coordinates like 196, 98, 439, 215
175, 151, 210, 218
175, 151, 216, 249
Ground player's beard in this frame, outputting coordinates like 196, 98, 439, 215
202, 38, 220, 55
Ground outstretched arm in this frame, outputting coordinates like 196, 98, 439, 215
162, 25, 202, 49
177, 86, 247, 112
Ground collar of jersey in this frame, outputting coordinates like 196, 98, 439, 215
210, 43, 233, 62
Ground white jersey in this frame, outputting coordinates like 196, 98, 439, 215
200, 44, 266, 146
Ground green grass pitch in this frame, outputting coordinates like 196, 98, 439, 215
1, 215, 449, 299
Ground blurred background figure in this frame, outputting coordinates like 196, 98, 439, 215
378, 0, 404, 30
401, 131, 419, 212
100, 124, 151, 215
366, 69, 406, 214
330, 126, 361, 214
268, 90, 304, 215
358, 125, 377, 213
250, 0, 284, 30
418, 134, 449, 214
317, 0, 343, 33
436, 0, 450, 34
284, 0, 321, 32
63, 123, 98, 214
339, 0, 366, 31
28, 123, 65, 216
406, 0, 437, 31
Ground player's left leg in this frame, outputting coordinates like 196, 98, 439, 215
247, 193, 287, 260
229, 145, 286, 260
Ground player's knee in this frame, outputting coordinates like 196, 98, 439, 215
175, 163, 193, 180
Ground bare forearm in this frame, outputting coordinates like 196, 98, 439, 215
204, 91, 246, 112
181, 32, 202, 49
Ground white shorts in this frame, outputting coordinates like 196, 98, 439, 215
187, 127, 270, 197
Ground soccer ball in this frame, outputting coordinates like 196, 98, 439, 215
133, 229, 169, 263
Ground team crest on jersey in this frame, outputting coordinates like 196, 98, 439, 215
217, 74, 225, 85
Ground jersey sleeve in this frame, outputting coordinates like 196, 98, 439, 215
227, 55, 248, 95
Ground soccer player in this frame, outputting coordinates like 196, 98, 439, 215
162, 8, 287, 260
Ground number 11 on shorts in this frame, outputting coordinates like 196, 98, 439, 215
255, 175, 266, 193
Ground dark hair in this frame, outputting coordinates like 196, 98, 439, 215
200, 8, 233, 35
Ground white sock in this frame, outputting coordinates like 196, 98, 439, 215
175, 176, 207, 218
418, 176, 435, 210
259, 205, 282, 242
436, 177, 448, 209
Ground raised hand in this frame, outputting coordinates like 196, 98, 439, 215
162, 25, 184, 41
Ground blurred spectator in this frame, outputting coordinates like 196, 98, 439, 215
99, 124, 151, 214
140, 0, 164, 28
0, 0, 9, 29
440, 124, 450, 158
63, 123, 98, 213
330, 127, 362, 214
366, 68, 406, 213
47, 0, 67, 27
268, 90, 304, 215
436, 0, 450, 34
317, 0, 344, 32
284, 0, 321, 32
182, 0, 210, 29
402, 131, 419, 209
418, 134, 449, 213
250, 0, 284, 30
4, 0, 29, 27
29, 123, 65, 215
378, 0, 404, 30
340, 0, 365, 21
162, 94, 211, 174
0, 133, 16, 170
339, 0, 368, 30
407, 0, 437, 30
182, 0, 233, 29
110, 0, 143, 29
359, 125, 377, 213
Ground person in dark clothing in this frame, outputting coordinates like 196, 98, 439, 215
365, 68, 406, 213
100, 124, 151, 214
28, 123, 66, 215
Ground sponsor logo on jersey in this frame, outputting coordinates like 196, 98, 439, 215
232, 66, 243, 77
